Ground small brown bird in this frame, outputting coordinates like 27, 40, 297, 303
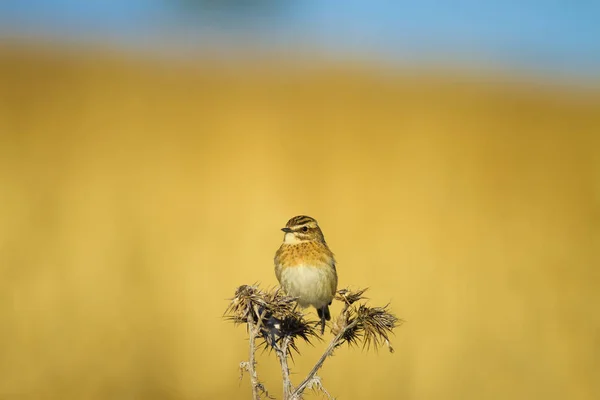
274, 215, 338, 334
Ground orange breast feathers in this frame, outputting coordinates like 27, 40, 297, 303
275, 242, 335, 269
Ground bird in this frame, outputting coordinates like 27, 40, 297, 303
274, 215, 338, 334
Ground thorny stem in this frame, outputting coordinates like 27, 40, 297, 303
291, 303, 355, 400
275, 336, 294, 400
247, 312, 261, 400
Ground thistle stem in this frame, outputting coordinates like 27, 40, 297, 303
276, 336, 294, 400
247, 313, 261, 400
291, 304, 356, 399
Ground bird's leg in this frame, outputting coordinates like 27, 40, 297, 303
317, 306, 326, 334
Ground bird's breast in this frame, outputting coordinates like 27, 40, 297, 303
278, 264, 337, 309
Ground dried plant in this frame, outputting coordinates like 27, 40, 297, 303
225, 285, 402, 400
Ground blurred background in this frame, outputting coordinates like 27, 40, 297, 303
1, 1, 599, 399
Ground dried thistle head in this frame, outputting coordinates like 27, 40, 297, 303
225, 285, 320, 353
356, 304, 400, 352
336, 287, 368, 305
333, 288, 402, 353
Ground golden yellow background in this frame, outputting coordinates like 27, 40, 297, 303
1, 43, 599, 399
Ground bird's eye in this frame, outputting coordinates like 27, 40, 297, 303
302, 226, 308, 232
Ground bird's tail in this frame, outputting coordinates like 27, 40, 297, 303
317, 305, 331, 334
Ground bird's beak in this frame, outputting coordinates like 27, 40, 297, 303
281, 227, 293, 233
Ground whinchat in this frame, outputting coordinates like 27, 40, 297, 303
274, 215, 338, 334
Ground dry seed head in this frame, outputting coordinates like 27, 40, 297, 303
225, 285, 320, 353
336, 287, 369, 305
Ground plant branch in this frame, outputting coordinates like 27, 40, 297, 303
246, 312, 261, 400
275, 336, 294, 400
291, 303, 355, 399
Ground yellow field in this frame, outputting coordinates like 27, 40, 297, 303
1, 43, 599, 399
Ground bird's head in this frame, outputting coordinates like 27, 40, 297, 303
281, 215, 326, 244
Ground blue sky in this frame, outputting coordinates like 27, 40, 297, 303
1, 1, 599, 77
